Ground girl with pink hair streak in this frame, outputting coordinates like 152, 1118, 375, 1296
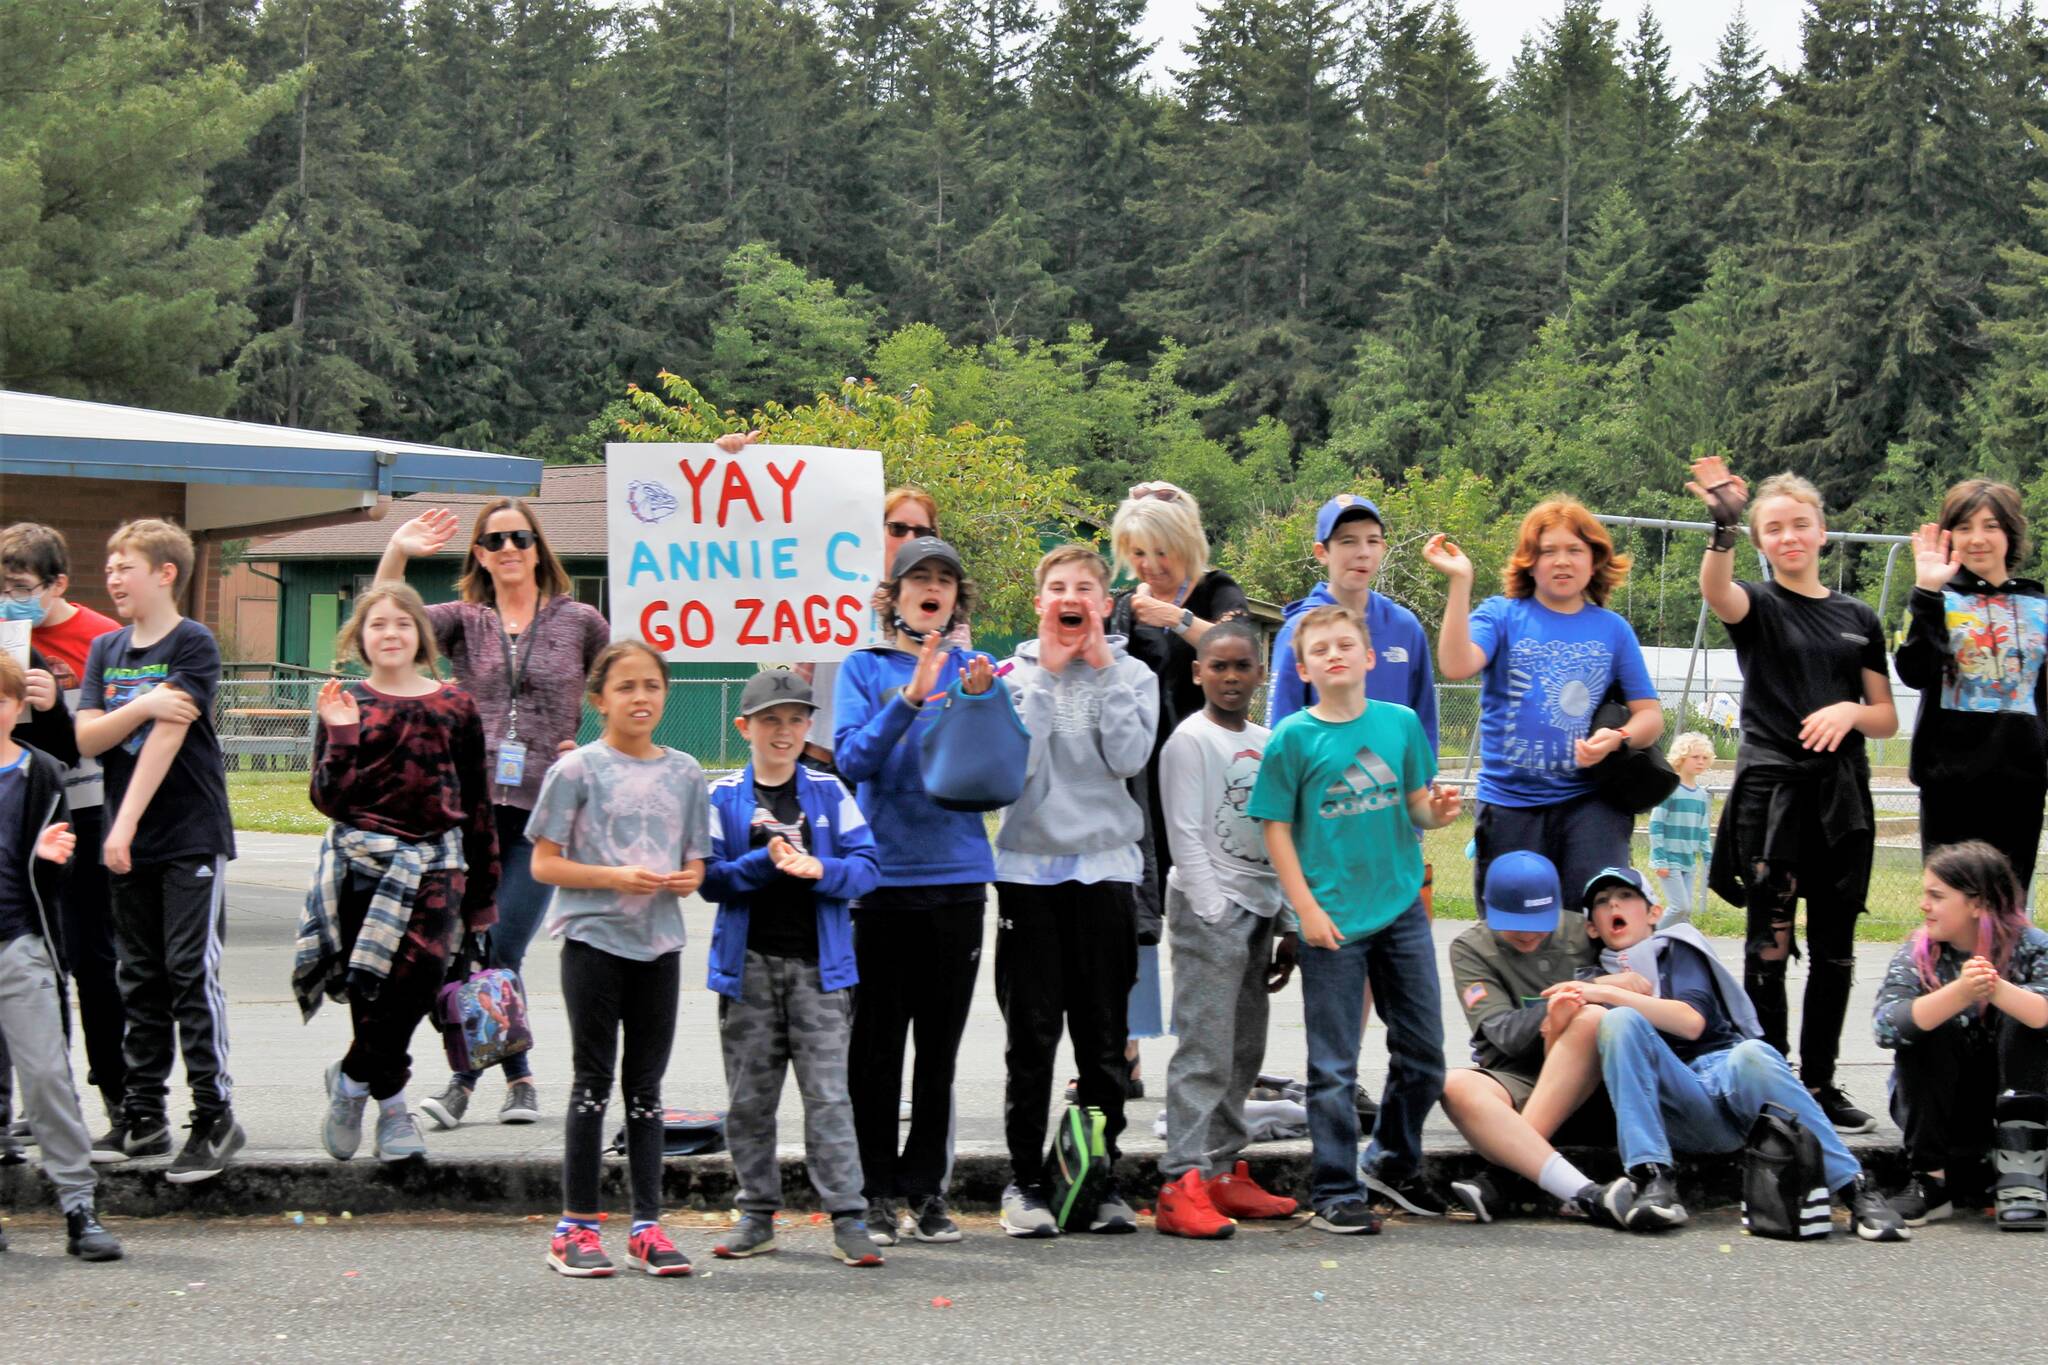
1874, 840, 2048, 1231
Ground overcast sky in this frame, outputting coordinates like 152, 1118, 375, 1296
1134, 0, 1809, 94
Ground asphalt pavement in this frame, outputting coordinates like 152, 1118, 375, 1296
0, 1207, 2031, 1363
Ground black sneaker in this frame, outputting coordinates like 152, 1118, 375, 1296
865, 1197, 901, 1247
1449, 1171, 1501, 1223
165, 1112, 246, 1184
121, 1116, 173, 1160
89, 1121, 131, 1165
65, 1207, 123, 1262
1809, 1083, 1878, 1135
1363, 1166, 1447, 1217
911, 1195, 962, 1243
1891, 1173, 1952, 1227
1844, 1173, 1911, 1242
1354, 1083, 1380, 1127
1571, 1177, 1635, 1229
1311, 1199, 1382, 1234
1620, 1164, 1687, 1231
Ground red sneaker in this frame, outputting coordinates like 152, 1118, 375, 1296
626, 1223, 692, 1276
547, 1224, 615, 1277
1156, 1168, 1236, 1239
1209, 1161, 1299, 1220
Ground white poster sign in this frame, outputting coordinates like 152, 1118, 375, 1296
605, 443, 885, 662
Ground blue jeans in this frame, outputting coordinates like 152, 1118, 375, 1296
1653, 866, 1697, 925
1598, 1007, 1859, 1192
1298, 900, 1445, 1210
454, 805, 550, 1086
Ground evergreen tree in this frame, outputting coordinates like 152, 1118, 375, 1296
1564, 185, 1657, 359
1618, 5, 1690, 316
0, 0, 292, 411
1685, 2, 1772, 251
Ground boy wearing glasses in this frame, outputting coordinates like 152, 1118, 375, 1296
1, 523, 128, 1131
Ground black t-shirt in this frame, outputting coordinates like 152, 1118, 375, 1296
82, 619, 236, 864
1725, 581, 1888, 759
1663, 942, 1744, 1064
745, 777, 818, 961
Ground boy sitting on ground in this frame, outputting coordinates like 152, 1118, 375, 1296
1440, 850, 1628, 1224
1577, 866, 1908, 1241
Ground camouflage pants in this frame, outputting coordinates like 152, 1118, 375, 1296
719, 949, 865, 1216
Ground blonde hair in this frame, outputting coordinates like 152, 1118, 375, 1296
1293, 604, 1371, 654
1667, 731, 1715, 765
884, 487, 939, 528
337, 583, 439, 670
1748, 474, 1825, 549
0, 651, 23, 703
107, 518, 195, 594
1034, 543, 1111, 588
1111, 485, 1210, 584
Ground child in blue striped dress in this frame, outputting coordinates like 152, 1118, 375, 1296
1649, 733, 1715, 925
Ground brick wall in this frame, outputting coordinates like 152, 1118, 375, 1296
0, 474, 206, 621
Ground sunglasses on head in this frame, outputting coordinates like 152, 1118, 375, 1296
885, 521, 935, 540
478, 529, 536, 552
1129, 483, 1182, 503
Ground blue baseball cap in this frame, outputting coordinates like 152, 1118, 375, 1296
1483, 851, 1563, 933
1580, 866, 1653, 911
1314, 494, 1386, 545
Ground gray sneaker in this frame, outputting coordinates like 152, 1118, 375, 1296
419, 1082, 470, 1131
322, 1062, 367, 1162
713, 1214, 778, 1259
499, 1080, 541, 1124
865, 1198, 901, 1246
1000, 1182, 1059, 1239
1089, 1180, 1138, 1234
831, 1215, 885, 1267
911, 1195, 962, 1243
374, 1106, 428, 1162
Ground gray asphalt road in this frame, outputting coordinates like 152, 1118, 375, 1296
0, 1209, 2032, 1361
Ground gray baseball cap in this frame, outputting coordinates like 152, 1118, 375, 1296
737, 669, 817, 716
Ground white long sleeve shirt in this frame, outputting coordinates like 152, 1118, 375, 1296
1159, 712, 1285, 923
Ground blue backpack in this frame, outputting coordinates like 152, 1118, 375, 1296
918, 675, 1029, 812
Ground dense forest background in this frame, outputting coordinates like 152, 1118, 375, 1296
10, 0, 2048, 635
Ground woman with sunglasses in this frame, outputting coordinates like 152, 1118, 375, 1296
373, 497, 618, 1130
1108, 482, 1249, 1095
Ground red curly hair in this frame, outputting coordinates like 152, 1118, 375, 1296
1502, 498, 1631, 608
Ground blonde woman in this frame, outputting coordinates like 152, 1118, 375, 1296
1648, 733, 1715, 925
1108, 483, 1248, 1087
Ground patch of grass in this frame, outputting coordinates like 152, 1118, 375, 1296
227, 768, 326, 835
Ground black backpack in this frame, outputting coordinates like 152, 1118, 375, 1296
607, 1107, 726, 1157
1044, 1104, 1112, 1231
1741, 1102, 1831, 1240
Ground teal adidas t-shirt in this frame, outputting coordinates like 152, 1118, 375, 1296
1247, 701, 1434, 940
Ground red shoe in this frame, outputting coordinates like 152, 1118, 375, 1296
1156, 1168, 1236, 1239
625, 1223, 692, 1276
1208, 1161, 1299, 1220
547, 1224, 615, 1277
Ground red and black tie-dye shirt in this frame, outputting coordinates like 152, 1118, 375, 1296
310, 682, 499, 929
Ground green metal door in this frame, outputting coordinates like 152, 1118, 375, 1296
307, 594, 340, 674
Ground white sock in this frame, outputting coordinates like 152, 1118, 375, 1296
336, 1071, 370, 1100
1537, 1152, 1594, 1203
379, 1091, 408, 1117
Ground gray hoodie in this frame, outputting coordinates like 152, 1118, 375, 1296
996, 635, 1159, 856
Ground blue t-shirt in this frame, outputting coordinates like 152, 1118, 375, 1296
1247, 702, 1434, 940
1468, 596, 1657, 808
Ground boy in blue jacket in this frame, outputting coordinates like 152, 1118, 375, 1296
704, 670, 883, 1267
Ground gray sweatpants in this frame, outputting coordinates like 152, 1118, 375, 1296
718, 949, 865, 1216
0, 935, 97, 1214
1162, 889, 1278, 1180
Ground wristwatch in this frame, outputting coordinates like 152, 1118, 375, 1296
1177, 608, 1195, 632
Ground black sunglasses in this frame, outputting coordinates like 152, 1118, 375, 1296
885, 521, 935, 540
478, 530, 536, 552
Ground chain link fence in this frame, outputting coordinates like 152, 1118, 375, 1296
217, 673, 2024, 938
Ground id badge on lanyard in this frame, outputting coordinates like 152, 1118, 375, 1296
495, 610, 534, 791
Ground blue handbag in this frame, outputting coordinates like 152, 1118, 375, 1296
918, 674, 1030, 812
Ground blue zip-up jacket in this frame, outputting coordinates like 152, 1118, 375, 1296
833, 644, 999, 888
702, 763, 880, 999
1267, 582, 1439, 749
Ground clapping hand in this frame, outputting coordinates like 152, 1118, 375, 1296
316, 679, 359, 728
962, 654, 994, 695
907, 632, 948, 702
768, 835, 823, 880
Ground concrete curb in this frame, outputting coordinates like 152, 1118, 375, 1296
1, 1139, 1912, 1219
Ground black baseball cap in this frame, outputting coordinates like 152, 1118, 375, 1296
890, 535, 964, 581
737, 669, 817, 716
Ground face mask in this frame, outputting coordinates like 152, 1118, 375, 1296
0, 596, 46, 626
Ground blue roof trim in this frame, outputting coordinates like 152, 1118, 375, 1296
1, 435, 542, 497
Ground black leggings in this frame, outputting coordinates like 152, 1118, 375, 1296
1891, 1012, 2048, 1174
560, 938, 679, 1222
1742, 861, 1859, 1089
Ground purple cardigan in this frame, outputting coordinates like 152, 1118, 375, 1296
427, 596, 611, 811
